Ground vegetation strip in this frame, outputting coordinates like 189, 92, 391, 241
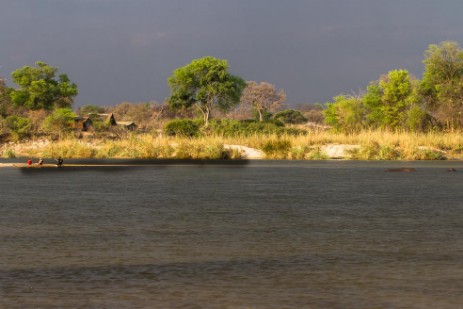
2, 41, 463, 161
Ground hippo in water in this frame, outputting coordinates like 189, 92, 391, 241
385, 168, 416, 172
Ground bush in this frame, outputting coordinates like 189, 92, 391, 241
207, 119, 305, 137
262, 139, 292, 158
273, 109, 307, 124
164, 119, 200, 137
6, 115, 32, 141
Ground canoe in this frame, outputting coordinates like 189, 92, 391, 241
12, 163, 63, 168
8, 163, 147, 168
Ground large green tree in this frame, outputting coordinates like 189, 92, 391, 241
9, 61, 78, 110
363, 69, 421, 130
167, 56, 245, 126
324, 69, 426, 132
420, 41, 463, 130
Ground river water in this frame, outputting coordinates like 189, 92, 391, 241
0, 160, 462, 308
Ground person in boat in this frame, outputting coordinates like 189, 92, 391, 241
55, 157, 64, 167
27, 158, 32, 166
37, 158, 44, 165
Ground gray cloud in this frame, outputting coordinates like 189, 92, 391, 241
1, 0, 463, 106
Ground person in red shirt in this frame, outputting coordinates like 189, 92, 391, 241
27, 158, 32, 166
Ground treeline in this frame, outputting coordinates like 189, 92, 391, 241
0, 62, 79, 140
0, 57, 317, 141
324, 41, 463, 132
2, 40, 461, 142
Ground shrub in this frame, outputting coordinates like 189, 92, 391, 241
6, 115, 32, 141
262, 139, 292, 158
410, 148, 446, 160
205, 118, 306, 137
164, 119, 200, 137
273, 109, 307, 124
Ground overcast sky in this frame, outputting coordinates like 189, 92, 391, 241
1, 0, 463, 107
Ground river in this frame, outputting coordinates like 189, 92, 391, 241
1, 160, 462, 308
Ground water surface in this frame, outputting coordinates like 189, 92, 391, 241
1, 160, 462, 308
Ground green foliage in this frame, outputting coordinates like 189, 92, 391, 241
9, 61, 78, 110
42, 108, 76, 137
164, 119, 200, 137
362, 69, 419, 130
0, 115, 7, 135
206, 119, 304, 137
5, 115, 32, 140
405, 105, 430, 132
325, 69, 423, 132
323, 95, 365, 132
420, 41, 463, 130
0, 77, 13, 117
253, 110, 273, 122
377, 69, 418, 129
362, 83, 383, 126
273, 109, 307, 124
168, 56, 245, 125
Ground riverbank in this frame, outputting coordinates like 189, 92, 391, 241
1, 131, 463, 160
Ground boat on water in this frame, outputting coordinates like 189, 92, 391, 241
12, 163, 63, 168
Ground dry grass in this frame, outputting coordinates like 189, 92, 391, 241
11, 130, 463, 160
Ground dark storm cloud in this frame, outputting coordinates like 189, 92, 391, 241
1, 0, 463, 106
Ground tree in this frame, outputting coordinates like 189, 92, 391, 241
323, 95, 365, 132
0, 115, 7, 136
325, 70, 428, 132
42, 108, 76, 138
420, 41, 463, 130
109, 101, 156, 129
296, 103, 324, 124
5, 115, 32, 141
27, 109, 48, 136
239, 81, 286, 122
0, 76, 14, 117
363, 69, 420, 130
167, 56, 245, 126
9, 61, 78, 110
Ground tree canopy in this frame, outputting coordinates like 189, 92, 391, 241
0, 76, 13, 117
240, 81, 286, 122
420, 41, 463, 130
167, 56, 245, 126
324, 69, 428, 132
9, 61, 78, 110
